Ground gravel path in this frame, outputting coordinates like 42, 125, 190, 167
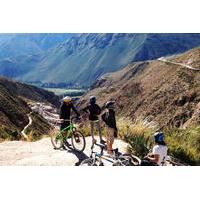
0, 136, 128, 166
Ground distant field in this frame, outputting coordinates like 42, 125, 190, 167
44, 88, 86, 97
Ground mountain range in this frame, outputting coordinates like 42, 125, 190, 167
1, 33, 200, 86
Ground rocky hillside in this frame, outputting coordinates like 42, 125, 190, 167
1, 33, 200, 87
0, 77, 59, 141
79, 47, 200, 129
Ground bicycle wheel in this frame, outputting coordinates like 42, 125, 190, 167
51, 131, 63, 149
80, 158, 96, 166
118, 154, 141, 166
71, 131, 86, 152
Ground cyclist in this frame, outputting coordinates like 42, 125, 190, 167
141, 132, 168, 166
60, 96, 80, 145
82, 96, 105, 144
101, 101, 118, 155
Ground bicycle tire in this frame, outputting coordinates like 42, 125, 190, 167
80, 158, 96, 166
117, 154, 141, 166
71, 131, 86, 152
51, 132, 63, 149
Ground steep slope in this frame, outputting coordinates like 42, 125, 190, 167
79, 47, 200, 128
0, 77, 59, 141
19, 33, 200, 86
0, 33, 73, 59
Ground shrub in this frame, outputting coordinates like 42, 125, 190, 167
118, 117, 158, 158
165, 127, 200, 165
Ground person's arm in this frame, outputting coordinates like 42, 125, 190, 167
59, 104, 64, 119
101, 112, 107, 123
97, 104, 101, 115
147, 146, 160, 163
82, 106, 89, 113
72, 104, 80, 117
110, 110, 117, 131
146, 153, 159, 163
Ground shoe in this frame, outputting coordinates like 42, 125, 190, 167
75, 137, 80, 143
100, 139, 106, 144
64, 140, 71, 147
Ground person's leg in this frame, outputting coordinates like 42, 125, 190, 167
90, 121, 96, 143
96, 121, 105, 143
106, 127, 113, 155
108, 128, 115, 155
61, 121, 71, 147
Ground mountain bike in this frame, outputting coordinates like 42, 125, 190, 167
51, 117, 86, 152
80, 142, 141, 166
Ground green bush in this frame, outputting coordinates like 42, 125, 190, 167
165, 127, 200, 165
125, 133, 150, 158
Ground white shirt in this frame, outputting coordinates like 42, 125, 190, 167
152, 145, 168, 166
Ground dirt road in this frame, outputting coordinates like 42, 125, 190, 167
0, 136, 128, 166
158, 57, 200, 71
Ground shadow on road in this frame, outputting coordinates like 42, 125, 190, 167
64, 145, 89, 166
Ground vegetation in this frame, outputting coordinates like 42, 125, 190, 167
117, 117, 200, 165
117, 117, 157, 158
44, 88, 86, 98
165, 127, 200, 165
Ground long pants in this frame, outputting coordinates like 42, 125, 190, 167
90, 120, 102, 141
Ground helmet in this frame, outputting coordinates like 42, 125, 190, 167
89, 96, 96, 104
154, 132, 164, 143
105, 101, 115, 109
63, 96, 72, 103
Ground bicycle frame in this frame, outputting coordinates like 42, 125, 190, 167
57, 119, 77, 141
90, 143, 121, 165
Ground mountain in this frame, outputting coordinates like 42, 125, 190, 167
17, 33, 200, 86
79, 46, 200, 128
0, 33, 73, 59
1, 33, 200, 87
0, 77, 59, 141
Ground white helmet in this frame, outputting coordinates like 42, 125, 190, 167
63, 96, 72, 103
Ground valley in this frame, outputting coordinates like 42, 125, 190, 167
0, 33, 200, 165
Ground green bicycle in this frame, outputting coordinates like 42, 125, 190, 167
51, 117, 86, 152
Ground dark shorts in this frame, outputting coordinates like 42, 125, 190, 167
140, 158, 158, 166
60, 121, 70, 132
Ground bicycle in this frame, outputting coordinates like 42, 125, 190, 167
80, 142, 141, 166
51, 117, 86, 152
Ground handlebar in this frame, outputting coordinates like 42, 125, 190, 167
57, 116, 81, 124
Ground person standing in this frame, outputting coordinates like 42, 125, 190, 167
60, 96, 80, 134
101, 101, 118, 155
82, 96, 105, 144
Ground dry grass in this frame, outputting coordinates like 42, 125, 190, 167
117, 117, 158, 158
117, 116, 158, 139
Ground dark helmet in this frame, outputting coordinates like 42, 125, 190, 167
154, 132, 164, 143
105, 101, 115, 109
89, 96, 96, 104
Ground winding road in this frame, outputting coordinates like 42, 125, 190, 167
158, 57, 200, 71
21, 113, 32, 140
